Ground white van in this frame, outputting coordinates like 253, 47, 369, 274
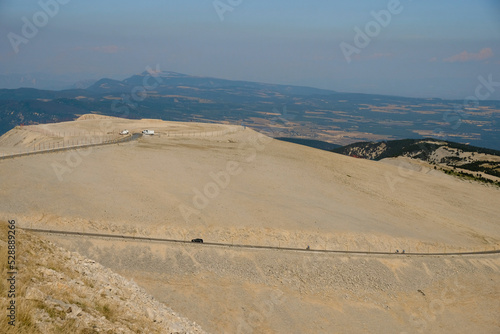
142, 129, 154, 135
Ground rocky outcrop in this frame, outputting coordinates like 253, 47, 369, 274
0, 224, 207, 333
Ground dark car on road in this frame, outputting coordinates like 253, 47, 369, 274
191, 238, 203, 243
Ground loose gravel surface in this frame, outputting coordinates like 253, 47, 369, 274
46, 234, 500, 334
1, 116, 499, 333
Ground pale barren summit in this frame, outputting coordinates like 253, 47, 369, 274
0, 116, 499, 333
0, 115, 498, 252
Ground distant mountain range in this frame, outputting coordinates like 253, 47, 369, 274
0, 73, 98, 91
0, 71, 499, 150
86, 71, 336, 96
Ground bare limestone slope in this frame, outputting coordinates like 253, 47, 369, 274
0, 116, 499, 252
0, 116, 499, 333
0, 221, 206, 333
42, 232, 500, 334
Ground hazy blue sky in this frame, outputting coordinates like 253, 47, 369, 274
1, 0, 499, 98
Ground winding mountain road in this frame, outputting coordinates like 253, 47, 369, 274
22, 227, 500, 257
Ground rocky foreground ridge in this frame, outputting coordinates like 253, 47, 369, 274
0, 222, 207, 333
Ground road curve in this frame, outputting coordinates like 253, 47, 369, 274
22, 227, 500, 257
